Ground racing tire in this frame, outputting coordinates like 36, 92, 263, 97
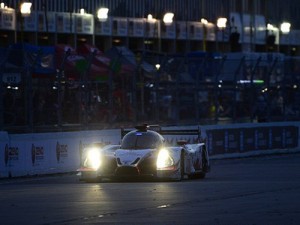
179, 151, 185, 181
188, 150, 208, 179
196, 150, 209, 179
202, 149, 209, 173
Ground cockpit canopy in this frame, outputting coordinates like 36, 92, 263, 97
121, 130, 164, 149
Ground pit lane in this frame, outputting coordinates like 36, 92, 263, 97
1, 153, 300, 225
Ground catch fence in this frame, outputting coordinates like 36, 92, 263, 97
1, 46, 300, 133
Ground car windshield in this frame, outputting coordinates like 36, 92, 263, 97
121, 131, 163, 149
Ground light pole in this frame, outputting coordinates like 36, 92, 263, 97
146, 14, 159, 52
19, 2, 34, 131
163, 12, 174, 25
266, 23, 278, 52
280, 22, 291, 54
96, 7, 115, 123
20, 2, 32, 16
217, 17, 227, 52
155, 64, 160, 122
280, 22, 291, 33
162, 12, 174, 52
0, 2, 10, 129
97, 7, 109, 21
18, 1, 32, 42
201, 18, 208, 51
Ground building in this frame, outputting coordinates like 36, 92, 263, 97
0, 0, 300, 55
1, 0, 300, 132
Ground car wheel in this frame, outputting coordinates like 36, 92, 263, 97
195, 151, 208, 179
179, 151, 185, 180
202, 149, 209, 173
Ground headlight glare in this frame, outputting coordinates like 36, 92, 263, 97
86, 148, 101, 170
156, 149, 174, 169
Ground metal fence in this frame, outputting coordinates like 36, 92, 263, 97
1, 47, 300, 133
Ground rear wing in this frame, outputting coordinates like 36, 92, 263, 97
121, 124, 201, 141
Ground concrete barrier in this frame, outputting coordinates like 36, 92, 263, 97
0, 131, 9, 178
200, 122, 299, 155
0, 122, 299, 178
0, 129, 119, 178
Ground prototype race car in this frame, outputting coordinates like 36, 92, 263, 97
78, 125, 210, 182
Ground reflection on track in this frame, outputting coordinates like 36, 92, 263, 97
0, 153, 300, 225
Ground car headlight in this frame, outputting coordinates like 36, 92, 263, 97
85, 148, 101, 170
156, 149, 174, 169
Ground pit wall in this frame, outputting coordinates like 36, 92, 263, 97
0, 122, 299, 178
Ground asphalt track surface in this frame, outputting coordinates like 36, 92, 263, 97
1, 153, 300, 225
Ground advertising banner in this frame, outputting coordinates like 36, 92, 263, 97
206, 126, 298, 155
189, 22, 203, 40
242, 14, 252, 44
2, 72, 21, 84
206, 23, 216, 41
23, 12, 37, 31
145, 20, 157, 38
280, 33, 290, 45
0, 132, 9, 178
225, 129, 241, 153
112, 17, 128, 36
75, 13, 94, 34
255, 15, 266, 44
28, 141, 48, 174
289, 30, 300, 46
229, 12, 243, 43
95, 17, 112, 35
128, 18, 144, 37
3, 141, 27, 177
161, 23, 175, 39
56, 12, 75, 33
176, 21, 187, 40
37, 11, 56, 32
0, 8, 16, 30
243, 127, 269, 151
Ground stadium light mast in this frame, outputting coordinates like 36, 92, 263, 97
279, 22, 291, 54
97, 7, 109, 21
201, 18, 208, 51
20, 2, 32, 16
217, 17, 227, 52
163, 12, 174, 25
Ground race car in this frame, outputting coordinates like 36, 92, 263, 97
78, 124, 210, 182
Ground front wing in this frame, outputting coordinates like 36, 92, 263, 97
78, 145, 208, 181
